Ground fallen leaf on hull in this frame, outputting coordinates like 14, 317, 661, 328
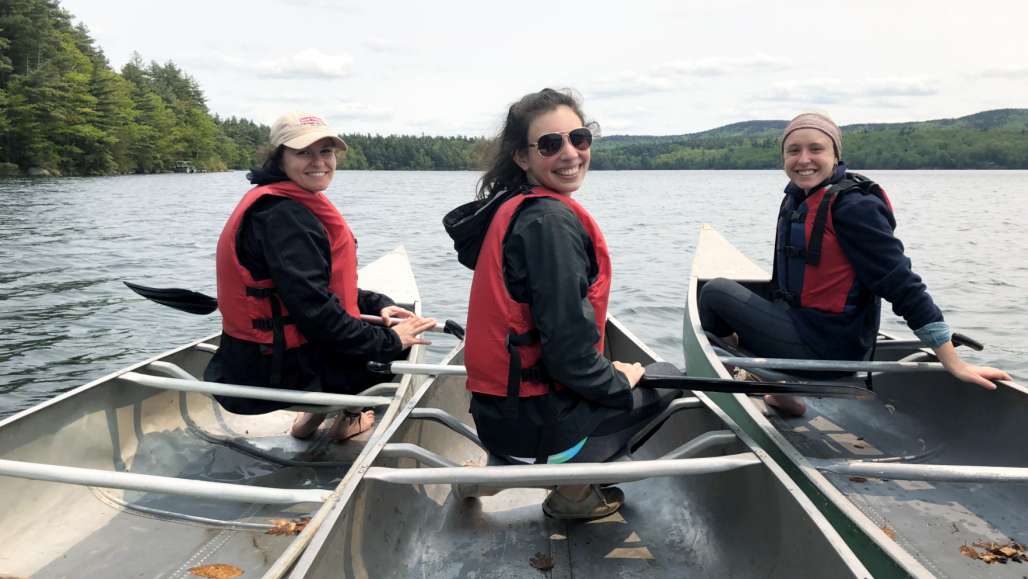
267, 516, 311, 536
961, 541, 1027, 564
530, 552, 554, 571
188, 563, 243, 578
961, 545, 980, 560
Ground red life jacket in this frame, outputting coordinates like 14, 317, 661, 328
773, 173, 893, 313
464, 187, 612, 403
216, 181, 360, 349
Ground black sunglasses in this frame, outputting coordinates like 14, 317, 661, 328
528, 128, 593, 157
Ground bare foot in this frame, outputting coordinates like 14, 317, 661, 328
328, 410, 376, 442
764, 394, 807, 417
290, 412, 326, 439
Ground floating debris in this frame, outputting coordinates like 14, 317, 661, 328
188, 563, 243, 578
881, 526, 897, 541
267, 516, 311, 536
530, 552, 554, 571
959, 541, 1027, 564
849, 476, 868, 483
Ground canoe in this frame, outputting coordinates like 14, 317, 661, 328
282, 313, 871, 578
0, 247, 427, 578
683, 225, 1028, 578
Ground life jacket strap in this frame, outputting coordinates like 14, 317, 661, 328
503, 329, 544, 420
245, 285, 288, 387
805, 190, 837, 266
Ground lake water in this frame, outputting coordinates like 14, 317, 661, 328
1, 170, 1026, 418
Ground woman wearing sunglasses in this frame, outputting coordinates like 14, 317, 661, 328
444, 89, 675, 519
699, 112, 1010, 416
206, 112, 437, 441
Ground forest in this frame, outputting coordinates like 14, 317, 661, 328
2, 1, 1025, 176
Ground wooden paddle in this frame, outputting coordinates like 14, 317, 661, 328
368, 360, 875, 400
122, 281, 465, 339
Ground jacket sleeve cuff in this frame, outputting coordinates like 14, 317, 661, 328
913, 321, 952, 348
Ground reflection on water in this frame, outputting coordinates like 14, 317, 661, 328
1, 170, 1026, 417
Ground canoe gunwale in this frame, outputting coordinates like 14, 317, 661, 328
811, 458, 1028, 483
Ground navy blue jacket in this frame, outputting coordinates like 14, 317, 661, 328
774, 164, 944, 360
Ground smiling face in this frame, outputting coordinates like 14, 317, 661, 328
514, 105, 590, 195
782, 128, 838, 192
280, 137, 338, 192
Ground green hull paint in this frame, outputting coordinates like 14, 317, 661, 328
683, 325, 914, 579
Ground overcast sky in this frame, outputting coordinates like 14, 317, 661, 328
60, 0, 1028, 137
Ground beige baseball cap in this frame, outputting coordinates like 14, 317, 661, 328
269, 112, 348, 151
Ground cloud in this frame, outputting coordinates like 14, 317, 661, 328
273, 0, 362, 10
978, 65, 1028, 79
329, 101, 393, 122
256, 49, 354, 79
189, 49, 355, 80
363, 37, 397, 53
760, 77, 939, 104
591, 53, 793, 99
657, 53, 792, 78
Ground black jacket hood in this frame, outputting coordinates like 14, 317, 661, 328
442, 188, 523, 270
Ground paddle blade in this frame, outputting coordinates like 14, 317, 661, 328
641, 362, 873, 400
123, 281, 219, 315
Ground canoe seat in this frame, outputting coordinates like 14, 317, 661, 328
706, 332, 866, 386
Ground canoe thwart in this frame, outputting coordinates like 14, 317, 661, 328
363, 452, 762, 487
0, 458, 332, 504
408, 407, 484, 449
123, 370, 393, 408
380, 443, 459, 468
660, 430, 738, 460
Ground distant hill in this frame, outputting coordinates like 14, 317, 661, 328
592, 109, 1028, 170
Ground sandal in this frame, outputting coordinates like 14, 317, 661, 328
328, 409, 376, 442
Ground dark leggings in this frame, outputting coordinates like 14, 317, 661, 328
698, 277, 818, 359
563, 387, 678, 463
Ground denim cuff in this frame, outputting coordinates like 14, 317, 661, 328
914, 321, 952, 349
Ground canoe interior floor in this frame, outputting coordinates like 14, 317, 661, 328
0, 409, 377, 578
347, 465, 851, 578
764, 395, 1028, 579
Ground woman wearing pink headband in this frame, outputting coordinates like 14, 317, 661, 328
698, 112, 1010, 416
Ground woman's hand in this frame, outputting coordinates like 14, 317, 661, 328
933, 342, 1011, 390
379, 305, 415, 325
390, 315, 437, 349
613, 361, 645, 388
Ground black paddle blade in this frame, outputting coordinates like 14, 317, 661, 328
123, 281, 219, 315
640, 362, 873, 400
444, 319, 466, 340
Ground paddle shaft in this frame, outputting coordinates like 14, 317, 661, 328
124, 282, 463, 337
369, 362, 873, 399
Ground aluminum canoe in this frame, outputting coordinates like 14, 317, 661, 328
683, 224, 1028, 578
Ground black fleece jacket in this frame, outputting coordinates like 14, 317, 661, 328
205, 194, 403, 414
444, 189, 632, 456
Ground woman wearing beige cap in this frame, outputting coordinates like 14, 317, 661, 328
204, 112, 437, 439
699, 112, 1010, 416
